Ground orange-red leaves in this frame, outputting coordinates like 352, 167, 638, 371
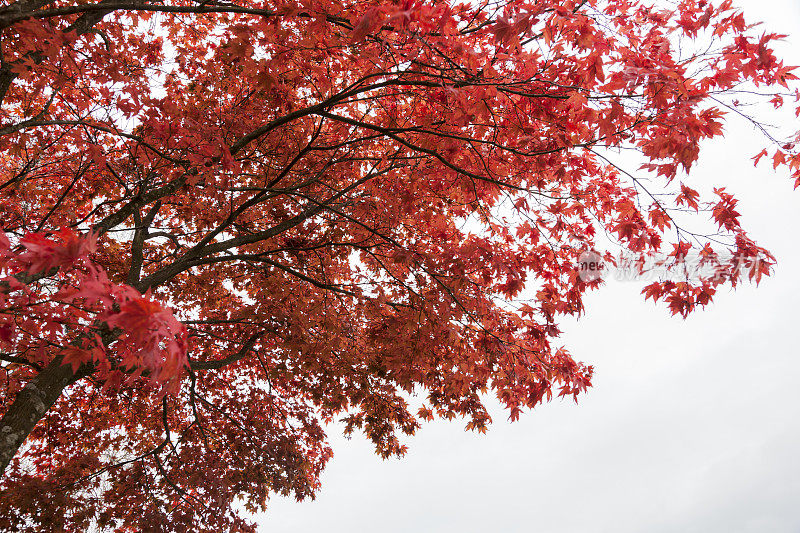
670, 241, 692, 259
676, 183, 701, 211
351, 7, 383, 42
18, 229, 96, 274
752, 148, 769, 166
642, 281, 664, 302
648, 206, 672, 231
492, 14, 533, 47
711, 187, 741, 230
61, 346, 98, 373
773, 150, 787, 169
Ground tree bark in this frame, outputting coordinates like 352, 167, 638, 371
0, 356, 75, 476
0, 0, 118, 477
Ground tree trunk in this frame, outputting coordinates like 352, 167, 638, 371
0, 356, 75, 476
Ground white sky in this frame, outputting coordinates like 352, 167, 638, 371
259, 2, 800, 531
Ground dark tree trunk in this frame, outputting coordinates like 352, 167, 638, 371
0, 356, 75, 476
0, 0, 116, 477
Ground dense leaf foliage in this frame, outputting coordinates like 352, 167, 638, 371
0, 0, 797, 530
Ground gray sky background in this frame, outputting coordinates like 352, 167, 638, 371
259, 2, 800, 531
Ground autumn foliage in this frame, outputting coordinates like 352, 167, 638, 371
0, 0, 797, 530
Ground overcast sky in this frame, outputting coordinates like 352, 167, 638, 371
258, 2, 800, 531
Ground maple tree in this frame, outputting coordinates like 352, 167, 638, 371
0, 0, 798, 529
